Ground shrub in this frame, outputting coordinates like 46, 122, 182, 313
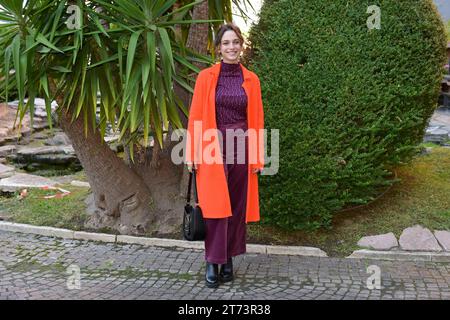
247, 0, 447, 230
447, 20, 450, 40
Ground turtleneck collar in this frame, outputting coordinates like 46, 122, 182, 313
209, 60, 251, 81
220, 60, 241, 73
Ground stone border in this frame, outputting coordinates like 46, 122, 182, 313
3, 221, 450, 262
0, 221, 328, 258
347, 249, 450, 263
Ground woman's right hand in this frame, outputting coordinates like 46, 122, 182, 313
187, 164, 193, 173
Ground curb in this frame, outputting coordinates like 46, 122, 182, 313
0, 221, 328, 258
347, 249, 450, 262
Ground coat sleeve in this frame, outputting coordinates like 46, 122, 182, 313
185, 71, 205, 166
255, 75, 265, 171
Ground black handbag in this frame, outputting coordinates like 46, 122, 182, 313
183, 166, 206, 241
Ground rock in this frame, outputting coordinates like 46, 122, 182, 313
0, 104, 31, 135
0, 145, 16, 157
357, 232, 399, 250
45, 133, 71, 146
32, 131, 52, 140
0, 134, 21, 145
434, 230, 450, 252
423, 128, 449, 144
0, 163, 15, 179
104, 135, 120, 143
0, 103, 8, 118
428, 121, 443, 127
17, 145, 75, 157
33, 98, 47, 107
9, 98, 57, 110
16, 126, 32, 138
0, 128, 10, 137
71, 180, 90, 188
0, 173, 59, 192
6, 100, 19, 107
32, 121, 50, 130
426, 126, 440, 132
0, 158, 6, 164
11, 145, 79, 168
399, 225, 442, 252
34, 110, 48, 118
32, 154, 78, 165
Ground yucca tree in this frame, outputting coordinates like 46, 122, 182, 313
0, 0, 254, 235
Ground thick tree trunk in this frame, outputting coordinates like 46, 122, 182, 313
186, 2, 210, 58
49, 71, 158, 236
58, 108, 157, 235
123, 139, 186, 236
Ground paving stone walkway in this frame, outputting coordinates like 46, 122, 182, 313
1, 230, 450, 300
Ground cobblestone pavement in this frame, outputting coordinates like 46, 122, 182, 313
1, 230, 450, 300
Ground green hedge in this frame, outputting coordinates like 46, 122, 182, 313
247, 0, 447, 230
447, 20, 450, 40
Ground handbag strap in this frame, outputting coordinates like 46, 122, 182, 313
186, 165, 199, 204
192, 167, 199, 204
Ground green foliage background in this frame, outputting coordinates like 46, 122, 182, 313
247, 0, 447, 230
447, 20, 450, 40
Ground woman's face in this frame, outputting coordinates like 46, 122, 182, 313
218, 30, 243, 64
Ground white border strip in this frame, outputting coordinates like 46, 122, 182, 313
347, 249, 450, 262
0, 221, 328, 257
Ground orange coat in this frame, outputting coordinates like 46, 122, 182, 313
185, 62, 265, 222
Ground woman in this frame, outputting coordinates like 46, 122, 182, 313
185, 23, 265, 288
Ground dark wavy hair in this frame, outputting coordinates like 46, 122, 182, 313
214, 23, 245, 49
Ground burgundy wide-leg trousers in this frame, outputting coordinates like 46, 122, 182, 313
204, 121, 248, 264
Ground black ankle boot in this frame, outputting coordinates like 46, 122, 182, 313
205, 262, 219, 288
219, 258, 234, 282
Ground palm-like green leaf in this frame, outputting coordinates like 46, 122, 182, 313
0, 0, 254, 160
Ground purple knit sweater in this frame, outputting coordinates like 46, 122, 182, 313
215, 61, 248, 126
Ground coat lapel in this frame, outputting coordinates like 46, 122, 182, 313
240, 65, 252, 118
207, 64, 220, 129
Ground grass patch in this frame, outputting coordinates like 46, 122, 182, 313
248, 145, 450, 257
26, 167, 83, 177
420, 142, 440, 148
0, 184, 90, 231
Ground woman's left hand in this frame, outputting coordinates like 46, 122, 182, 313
252, 168, 262, 174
